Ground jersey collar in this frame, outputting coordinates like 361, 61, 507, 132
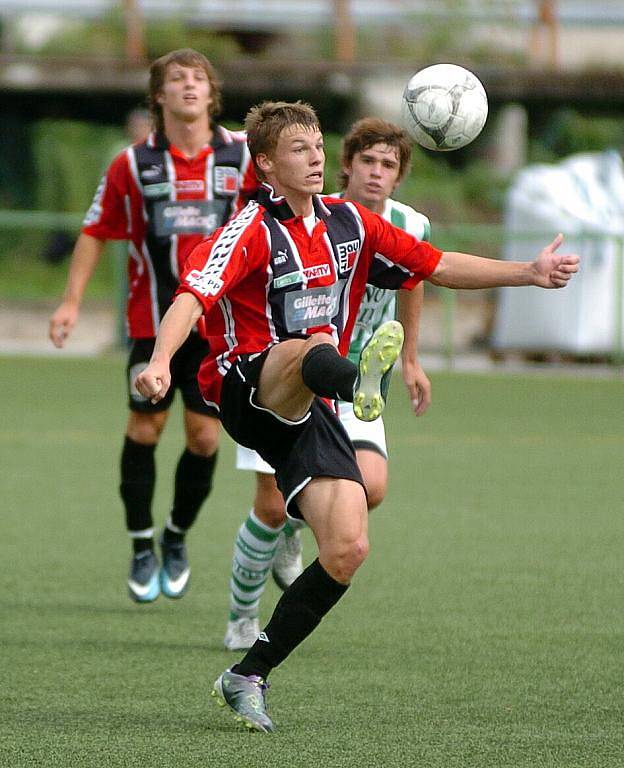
257, 183, 332, 223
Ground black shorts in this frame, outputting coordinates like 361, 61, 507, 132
127, 334, 217, 416
220, 351, 365, 518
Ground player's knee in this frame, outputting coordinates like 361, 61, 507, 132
304, 332, 336, 352
127, 412, 166, 444
187, 430, 219, 456
185, 418, 220, 456
365, 480, 387, 510
254, 498, 287, 529
328, 535, 369, 582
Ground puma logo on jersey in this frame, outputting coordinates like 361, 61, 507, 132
274, 249, 289, 265
141, 164, 163, 180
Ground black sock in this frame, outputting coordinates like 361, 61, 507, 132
301, 343, 357, 402
120, 436, 156, 538
234, 558, 349, 680
169, 449, 218, 534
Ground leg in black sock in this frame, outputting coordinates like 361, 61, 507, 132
120, 436, 156, 551
301, 343, 357, 402
166, 448, 218, 541
234, 558, 348, 680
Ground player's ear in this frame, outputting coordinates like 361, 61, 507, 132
256, 153, 273, 175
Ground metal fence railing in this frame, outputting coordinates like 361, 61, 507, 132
2, 210, 623, 366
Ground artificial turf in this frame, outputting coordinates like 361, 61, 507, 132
2, 355, 622, 767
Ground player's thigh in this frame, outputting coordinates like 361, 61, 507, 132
339, 400, 388, 508
355, 449, 388, 509
298, 477, 368, 552
256, 333, 335, 421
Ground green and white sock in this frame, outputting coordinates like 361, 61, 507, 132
229, 509, 283, 620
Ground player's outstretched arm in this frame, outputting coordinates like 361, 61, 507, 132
49, 233, 106, 347
429, 234, 579, 290
135, 293, 203, 404
397, 285, 431, 416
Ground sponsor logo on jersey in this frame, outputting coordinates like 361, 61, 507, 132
174, 179, 205, 193
185, 201, 258, 296
143, 182, 171, 198
274, 249, 289, 265
258, 632, 270, 642
336, 238, 360, 272
303, 263, 331, 281
214, 166, 240, 195
284, 280, 345, 330
186, 269, 224, 297
273, 271, 302, 289
153, 200, 227, 236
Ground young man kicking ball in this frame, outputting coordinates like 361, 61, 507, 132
135, 100, 579, 732
224, 117, 433, 652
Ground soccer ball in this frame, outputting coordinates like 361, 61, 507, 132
401, 63, 488, 151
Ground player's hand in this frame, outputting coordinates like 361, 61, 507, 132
532, 234, 580, 288
49, 302, 79, 348
134, 361, 171, 404
402, 359, 431, 416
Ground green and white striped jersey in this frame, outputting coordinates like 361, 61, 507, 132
330, 194, 430, 363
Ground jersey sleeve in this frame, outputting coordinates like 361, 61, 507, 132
81, 150, 132, 241
177, 204, 264, 313
361, 203, 442, 290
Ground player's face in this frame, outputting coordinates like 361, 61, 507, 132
157, 64, 212, 125
259, 125, 325, 200
343, 143, 402, 211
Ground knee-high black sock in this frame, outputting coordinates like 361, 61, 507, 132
167, 449, 218, 540
301, 343, 357, 402
120, 436, 156, 551
234, 558, 349, 680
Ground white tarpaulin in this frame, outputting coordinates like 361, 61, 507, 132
491, 150, 624, 354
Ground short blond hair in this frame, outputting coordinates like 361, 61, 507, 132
245, 100, 320, 181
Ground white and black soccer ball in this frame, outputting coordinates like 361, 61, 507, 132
401, 63, 488, 151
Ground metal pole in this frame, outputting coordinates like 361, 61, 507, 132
123, 0, 146, 64
112, 241, 128, 350
333, 0, 356, 63
612, 234, 624, 367
443, 288, 455, 369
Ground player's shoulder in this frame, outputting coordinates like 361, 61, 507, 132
384, 197, 431, 241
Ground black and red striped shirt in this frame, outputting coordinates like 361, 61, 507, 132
82, 126, 256, 338
179, 184, 442, 409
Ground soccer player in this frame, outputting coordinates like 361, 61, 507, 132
134, 100, 579, 732
224, 117, 433, 652
48, 49, 255, 603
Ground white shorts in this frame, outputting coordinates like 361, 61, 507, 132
235, 400, 387, 474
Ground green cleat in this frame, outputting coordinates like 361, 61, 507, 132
211, 668, 274, 733
353, 320, 404, 422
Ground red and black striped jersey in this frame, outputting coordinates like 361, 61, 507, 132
82, 127, 256, 338
179, 184, 442, 410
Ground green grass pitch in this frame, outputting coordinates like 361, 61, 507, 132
1, 355, 623, 767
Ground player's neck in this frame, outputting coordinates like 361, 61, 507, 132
163, 115, 213, 159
